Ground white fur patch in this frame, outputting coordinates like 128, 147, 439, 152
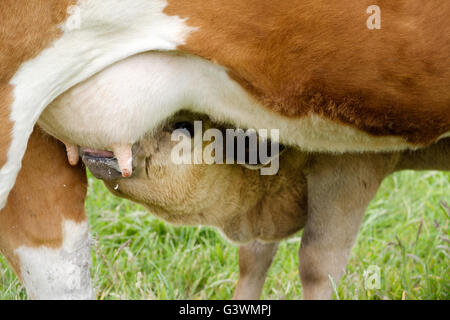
15, 220, 93, 300
40, 52, 416, 158
0, 0, 196, 209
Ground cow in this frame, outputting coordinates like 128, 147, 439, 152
0, 1, 449, 299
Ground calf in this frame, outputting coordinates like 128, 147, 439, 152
80, 112, 448, 300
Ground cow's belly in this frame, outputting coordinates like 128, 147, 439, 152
39, 52, 426, 153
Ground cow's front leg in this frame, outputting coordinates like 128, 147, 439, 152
233, 241, 279, 300
299, 153, 397, 300
0, 128, 93, 300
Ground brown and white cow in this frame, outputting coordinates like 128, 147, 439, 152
0, 1, 449, 299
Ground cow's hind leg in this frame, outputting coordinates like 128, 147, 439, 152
233, 241, 279, 300
299, 153, 396, 300
0, 128, 93, 300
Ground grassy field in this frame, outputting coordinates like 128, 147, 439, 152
1, 170, 448, 300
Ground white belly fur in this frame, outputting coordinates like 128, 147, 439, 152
39, 52, 421, 153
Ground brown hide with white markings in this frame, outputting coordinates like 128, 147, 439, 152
165, 0, 450, 144
0, 128, 87, 279
0, 0, 75, 167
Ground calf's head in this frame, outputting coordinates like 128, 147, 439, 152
82, 113, 308, 243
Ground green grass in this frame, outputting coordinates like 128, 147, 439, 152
1, 171, 448, 300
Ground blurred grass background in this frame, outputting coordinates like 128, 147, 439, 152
1, 170, 448, 300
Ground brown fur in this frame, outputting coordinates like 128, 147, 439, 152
0, 86, 13, 167
165, 0, 450, 144
0, 127, 87, 279
0, 0, 75, 167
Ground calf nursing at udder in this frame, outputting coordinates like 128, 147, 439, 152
82, 113, 449, 300
37, 53, 449, 300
